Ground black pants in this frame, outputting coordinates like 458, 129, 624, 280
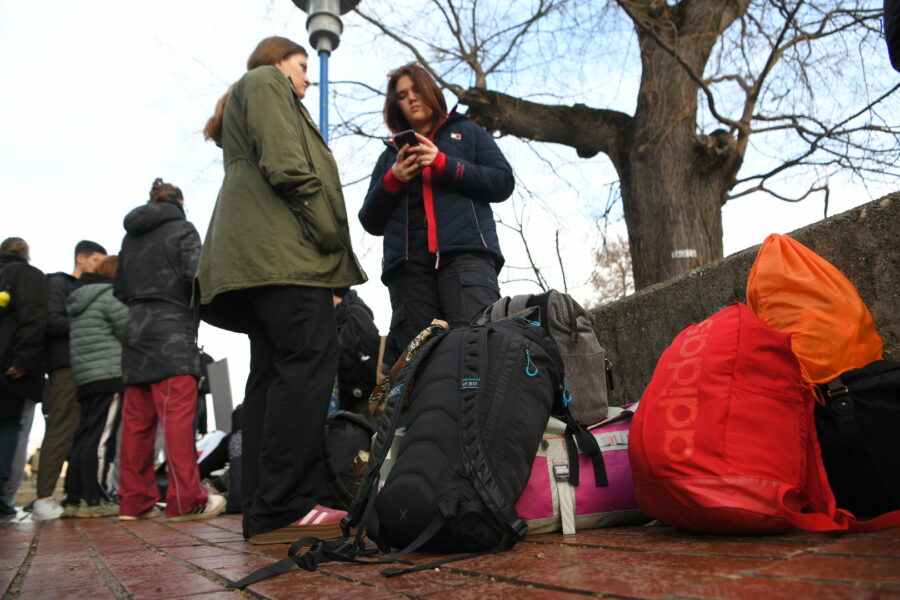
237, 286, 338, 538
67, 392, 118, 505
384, 241, 500, 366
0, 387, 26, 504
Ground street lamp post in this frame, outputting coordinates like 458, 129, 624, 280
291, 0, 361, 145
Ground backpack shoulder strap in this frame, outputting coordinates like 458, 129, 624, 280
458, 325, 527, 540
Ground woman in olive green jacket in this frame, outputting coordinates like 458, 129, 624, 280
198, 36, 366, 544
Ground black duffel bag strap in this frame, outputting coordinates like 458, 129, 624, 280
458, 326, 527, 540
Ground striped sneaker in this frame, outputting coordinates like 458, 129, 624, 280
168, 493, 226, 522
248, 505, 347, 545
118, 506, 161, 521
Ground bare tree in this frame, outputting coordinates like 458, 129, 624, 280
349, 0, 899, 289
590, 235, 635, 306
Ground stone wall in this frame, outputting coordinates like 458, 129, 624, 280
593, 194, 899, 406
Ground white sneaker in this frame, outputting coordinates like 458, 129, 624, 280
32, 497, 64, 521
168, 493, 226, 522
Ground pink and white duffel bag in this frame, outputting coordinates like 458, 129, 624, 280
515, 403, 650, 534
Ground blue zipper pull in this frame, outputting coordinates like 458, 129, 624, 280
524, 348, 539, 377
562, 376, 573, 407
515, 317, 542, 327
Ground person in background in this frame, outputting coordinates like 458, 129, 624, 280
65, 255, 127, 517
115, 178, 224, 521
0, 238, 47, 517
359, 63, 514, 369
886, 0, 900, 72
196, 36, 366, 544
32, 240, 107, 521
333, 287, 382, 419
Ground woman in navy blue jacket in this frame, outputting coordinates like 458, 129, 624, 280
360, 63, 514, 367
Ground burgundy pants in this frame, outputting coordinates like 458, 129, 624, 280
119, 375, 207, 517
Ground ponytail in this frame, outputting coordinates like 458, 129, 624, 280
203, 86, 233, 147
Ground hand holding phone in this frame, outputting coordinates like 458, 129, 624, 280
393, 129, 420, 149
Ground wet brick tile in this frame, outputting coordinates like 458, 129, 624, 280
100, 550, 171, 569
758, 554, 900, 585
248, 573, 398, 599
870, 527, 900, 540
175, 593, 249, 599
683, 576, 900, 599
17, 585, 117, 600
450, 554, 573, 579
120, 572, 223, 598
167, 544, 242, 560
188, 552, 274, 581
575, 547, 776, 575
519, 563, 726, 599
216, 541, 288, 559
19, 566, 106, 593
423, 581, 593, 599
0, 556, 26, 569
529, 531, 819, 558
0, 565, 18, 592
815, 538, 900, 557
119, 522, 197, 547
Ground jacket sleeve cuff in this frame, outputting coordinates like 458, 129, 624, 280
381, 169, 405, 194
431, 152, 447, 177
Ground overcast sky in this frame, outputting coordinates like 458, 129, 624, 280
2, 1, 895, 442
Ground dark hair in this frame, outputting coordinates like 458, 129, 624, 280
148, 178, 183, 205
74, 240, 107, 260
96, 255, 118, 278
332, 286, 351, 299
384, 63, 448, 134
0, 237, 29, 261
203, 36, 308, 146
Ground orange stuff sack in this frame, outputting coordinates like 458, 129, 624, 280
746, 233, 883, 384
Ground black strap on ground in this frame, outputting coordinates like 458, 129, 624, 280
381, 536, 518, 577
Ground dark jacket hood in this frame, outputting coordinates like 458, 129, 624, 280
124, 202, 185, 236
337, 289, 374, 320
0, 251, 27, 267
67, 276, 114, 317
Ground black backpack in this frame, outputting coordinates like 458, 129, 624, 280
335, 293, 382, 413
231, 318, 560, 588
816, 360, 900, 517
316, 410, 374, 511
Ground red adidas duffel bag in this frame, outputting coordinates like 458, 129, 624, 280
629, 303, 900, 535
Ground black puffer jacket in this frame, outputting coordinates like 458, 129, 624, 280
887, 0, 900, 72
44, 272, 76, 373
359, 112, 514, 282
115, 202, 202, 385
0, 252, 47, 405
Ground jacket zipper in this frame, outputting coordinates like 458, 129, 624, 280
469, 200, 488, 248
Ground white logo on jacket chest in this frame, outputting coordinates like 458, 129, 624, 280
450, 132, 462, 140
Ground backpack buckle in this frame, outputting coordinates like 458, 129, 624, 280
511, 518, 528, 539
553, 461, 569, 481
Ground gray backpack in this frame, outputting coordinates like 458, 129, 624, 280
478, 290, 610, 425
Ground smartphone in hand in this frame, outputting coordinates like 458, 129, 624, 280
393, 129, 419, 149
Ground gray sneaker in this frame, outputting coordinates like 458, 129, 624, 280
32, 497, 63, 521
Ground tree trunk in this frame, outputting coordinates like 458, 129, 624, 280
458, 0, 747, 289
613, 1, 743, 288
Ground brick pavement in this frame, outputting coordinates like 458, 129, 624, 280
2, 514, 899, 599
